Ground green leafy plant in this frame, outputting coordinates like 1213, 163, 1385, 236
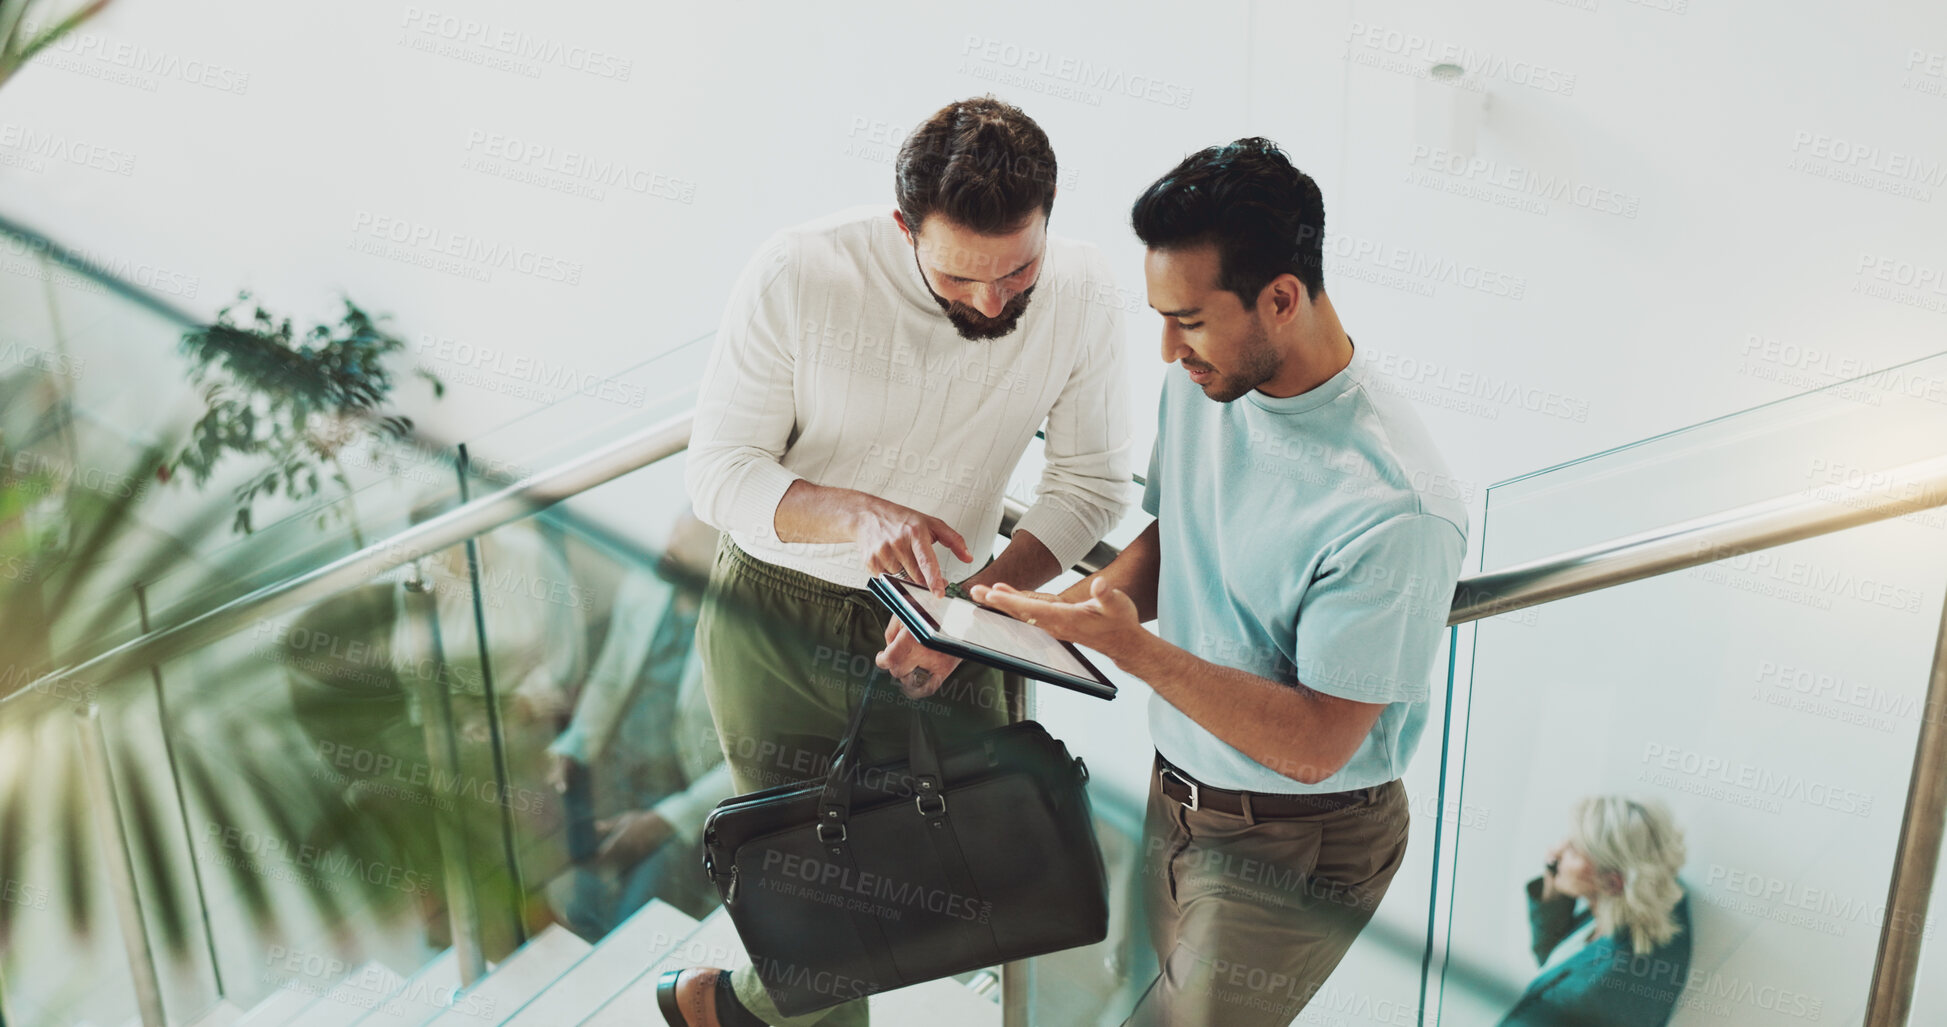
170, 291, 444, 545
0, 0, 113, 91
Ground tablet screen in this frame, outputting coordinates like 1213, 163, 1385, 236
887, 578, 1099, 681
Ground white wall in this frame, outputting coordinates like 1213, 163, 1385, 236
7, 1, 1947, 1024
1287, 4, 1947, 1023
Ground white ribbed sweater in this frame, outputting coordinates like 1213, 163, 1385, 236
685, 206, 1133, 588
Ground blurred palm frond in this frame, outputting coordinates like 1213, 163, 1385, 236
0, 0, 113, 92
0, 300, 473, 1010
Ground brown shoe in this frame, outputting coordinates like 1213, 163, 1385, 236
658, 967, 765, 1027
654, 967, 714, 1026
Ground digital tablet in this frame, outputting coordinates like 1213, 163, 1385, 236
868, 574, 1117, 701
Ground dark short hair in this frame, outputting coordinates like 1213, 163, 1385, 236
1130, 137, 1326, 308
896, 96, 1057, 235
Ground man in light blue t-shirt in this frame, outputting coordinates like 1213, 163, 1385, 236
977, 138, 1468, 1026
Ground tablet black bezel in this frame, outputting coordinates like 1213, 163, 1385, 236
869, 575, 1117, 701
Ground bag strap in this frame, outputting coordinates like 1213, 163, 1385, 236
826, 836, 909, 993
818, 668, 1002, 969
812, 668, 909, 990
908, 705, 1005, 966
907, 703, 945, 799
816, 668, 884, 846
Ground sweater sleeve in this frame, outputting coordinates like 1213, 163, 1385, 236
1012, 251, 1134, 570
684, 234, 802, 540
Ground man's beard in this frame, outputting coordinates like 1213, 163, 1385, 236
1189, 317, 1283, 403
912, 245, 1037, 340
932, 285, 1036, 340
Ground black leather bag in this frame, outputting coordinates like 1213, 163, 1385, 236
700, 671, 1109, 1016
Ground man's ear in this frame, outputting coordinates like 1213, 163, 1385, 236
1262, 274, 1309, 327
893, 208, 914, 245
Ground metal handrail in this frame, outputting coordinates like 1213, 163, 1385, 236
1869, 599, 1947, 1025
12, 416, 1103, 710
1447, 453, 1947, 623
26, 416, 1947, 729
0, 211, 207, 330
12, 414, 692, 705
18, 408, 1947, 1026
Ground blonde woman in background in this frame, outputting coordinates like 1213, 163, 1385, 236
1499, 796, 1692, 1027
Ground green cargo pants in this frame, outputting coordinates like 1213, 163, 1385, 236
695, 539, 1012, 1026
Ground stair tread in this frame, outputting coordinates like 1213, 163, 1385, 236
184, 999, 248, 1027
580, 909, 747, 1027
576, 905, 999, 1026
869, 976, 999, 1021
420, 925, 590, 1027
230, 983, 325, 1027
283, 962, 410, 1027
347, 949, 461, 1027
502, 901, 699, 1027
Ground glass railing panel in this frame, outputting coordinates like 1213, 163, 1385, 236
109, 430, 461, 666
1, 226, 200, 686
13, 425, 457, 690
107, 668, 225, 1024
1478, 350, 1947, 567
148, 534, 517, 1012
117, 441, 462, 658
455, 442, 724, 949
1435, 347, 1947, 1025
0, 323, 722, 1024
1907, 838, 1947, 1025
0, 226, 195, 478
429, 331, 715, 950
0, 671, 159, 1027
0, 437, 685, 1025
1, 220, 458, 686
1439, 518, 1947, 1025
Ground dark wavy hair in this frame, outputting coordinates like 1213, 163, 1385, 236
1130, 137, 1326, 308
896, 96, 1058, 235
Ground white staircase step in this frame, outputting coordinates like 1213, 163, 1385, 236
421, 925, 590, 1027
578, 904, 999, 1026
870, 976, 998, 1024
230, 983, 325, 1027
284, 962, 410, 1027
502, 901, 698, 1027
350, 949, 462, 1027
581, 909, 748, 1027
654, 908, 749, 975
185, 999, 248, 1027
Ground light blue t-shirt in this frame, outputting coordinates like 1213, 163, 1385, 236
1142, 340, 1469, 794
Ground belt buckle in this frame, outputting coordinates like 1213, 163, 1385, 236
1160, 765, 1200, 812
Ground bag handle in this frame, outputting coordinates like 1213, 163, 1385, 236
816, 667, 884, 849
810, 668, 918, 989
825, 668, 881, 779
909, 707, 947, 818
816, 669, 956, 845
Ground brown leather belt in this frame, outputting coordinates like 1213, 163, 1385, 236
1154, 752, 1372, 818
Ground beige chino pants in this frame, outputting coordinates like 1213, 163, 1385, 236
1123, 768, 1410, 1027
